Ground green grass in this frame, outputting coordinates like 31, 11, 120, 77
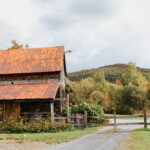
116, 128, 150, 150
115, 128, 150, 150
0, 126, 99, 144
128, 128, 150, 150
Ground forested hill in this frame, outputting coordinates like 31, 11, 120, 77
68, 64, 150, 83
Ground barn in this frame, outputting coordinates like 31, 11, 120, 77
0, 46, 67, 122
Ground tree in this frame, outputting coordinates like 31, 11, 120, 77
8, 40, 29, 50
116, 84, 146, 114
121, 62, 147, 88
93, 72, 106, 84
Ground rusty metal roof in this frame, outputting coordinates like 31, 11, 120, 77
0, 83, 60, 100
0, 46, 64, 74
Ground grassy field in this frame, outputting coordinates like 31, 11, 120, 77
0, 126, 99, 144
128, 128, 150, 150
116, 128, 150, 150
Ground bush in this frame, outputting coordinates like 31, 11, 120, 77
62, 102, 104, 116
0, 113, 72, 133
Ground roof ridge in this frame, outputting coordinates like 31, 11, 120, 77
0, 46, 64, 52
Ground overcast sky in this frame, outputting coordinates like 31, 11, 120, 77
0, 0, 150, 72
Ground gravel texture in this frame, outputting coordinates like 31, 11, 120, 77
42, 119, 149, 150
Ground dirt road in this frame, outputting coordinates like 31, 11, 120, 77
0, 119, 148, 150
42, 120, 149, 150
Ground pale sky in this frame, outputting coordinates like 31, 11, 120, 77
0, 0, 150, 72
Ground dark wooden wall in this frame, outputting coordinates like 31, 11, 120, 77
0, 102, 20, 121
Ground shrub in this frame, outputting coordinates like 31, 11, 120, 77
0, 113, 72, 133
62, 102, 104, 116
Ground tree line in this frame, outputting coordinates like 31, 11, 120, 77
66, 62, 150, 114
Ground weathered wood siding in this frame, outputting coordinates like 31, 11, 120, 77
0, 102, 20, 121
60, 66, 66, 87
0, 72, 60, 85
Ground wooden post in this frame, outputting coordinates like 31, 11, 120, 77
84, 111, 87, 127
3, 103, 5, 121
76, 114, 80, 129
114, 110, 117, 129
144, 109, 147, 128
50, 102, 55, 124
72, 113, 75, 124
60, 87, 63, 113
67, 94, 70, 123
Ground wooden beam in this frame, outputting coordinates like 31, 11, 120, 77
84, 111, 87, 127
54, 98, 67, 101
3, 103, 5, 121
67, 94, 70, 123
50, 102, 55, 124
0, 99, 53, 103
59, 86, 62, 113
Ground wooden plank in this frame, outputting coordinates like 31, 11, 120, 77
114, 122, 149, 125
87, 123, 113, 126
20, 112, 51, 115
88, 115, 150, 119
54, 98, 67, 101
87, 122, 150, 126
55, 117, 67, 120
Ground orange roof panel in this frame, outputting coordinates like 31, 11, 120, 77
0, 46, 64, 74
0, 83, 60, 100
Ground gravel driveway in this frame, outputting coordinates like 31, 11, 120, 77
42, 119, 149, 150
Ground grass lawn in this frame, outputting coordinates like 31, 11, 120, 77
0, 126, 99, 144
117, 128, 150, 150
128, 128, 150, 150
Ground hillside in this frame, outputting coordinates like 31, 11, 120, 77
68, 64, 150, 83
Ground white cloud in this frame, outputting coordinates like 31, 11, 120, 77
0, 0, 150, 72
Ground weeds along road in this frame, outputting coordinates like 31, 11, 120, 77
42, 120, 149, 150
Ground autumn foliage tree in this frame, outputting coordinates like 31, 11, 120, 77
8, 40, 29, 50
67, 62, 150, 114
121, 62, 147, 88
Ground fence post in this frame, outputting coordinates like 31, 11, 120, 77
144, 109, 147, 128
72, 113, 75, 124
67, 94, 71, 123
50, 102, 55, 124
114, 110, 117, 129
76, 114, 80, 129
84, 111, 87, 127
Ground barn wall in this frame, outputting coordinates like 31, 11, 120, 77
60, 66, 66, 87
0, 72, 60, 85
0, 102, 20, 121
0, 79, 59, 85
